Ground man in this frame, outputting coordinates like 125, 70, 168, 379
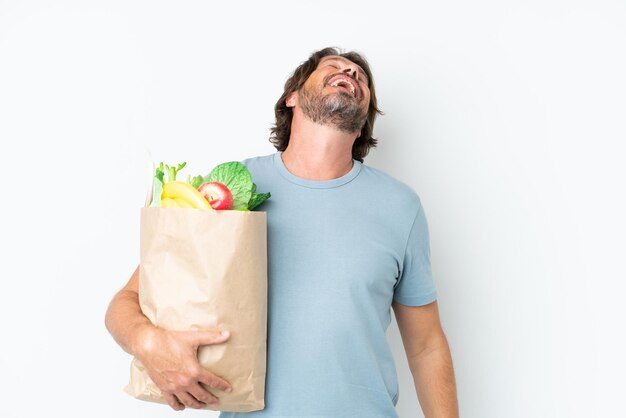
105, 47, 459, 417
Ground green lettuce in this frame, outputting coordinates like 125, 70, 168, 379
187, 174, 205, 189
248, 190, 271, 210
205, 162, 271, 210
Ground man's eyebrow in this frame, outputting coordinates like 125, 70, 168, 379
322, 58, 369, 81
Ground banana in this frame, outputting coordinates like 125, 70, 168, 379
173, 198, 193, 208
161, 197, 182, 208
162, 181, 213, 210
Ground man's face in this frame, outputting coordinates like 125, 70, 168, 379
288, 55, 371, 134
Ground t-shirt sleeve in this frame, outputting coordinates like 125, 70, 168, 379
393, 201, 438, 306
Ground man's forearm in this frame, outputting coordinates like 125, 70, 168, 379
104, 289, 154, 357
409, 338, 459, 418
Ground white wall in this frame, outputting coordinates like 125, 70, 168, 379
1, 1, 624, 417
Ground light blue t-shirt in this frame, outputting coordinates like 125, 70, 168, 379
220, 152, 437, 418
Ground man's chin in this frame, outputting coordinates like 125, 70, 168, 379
299, 89, 366, 133
328, 90, 358, 103
325, 95, 359, 113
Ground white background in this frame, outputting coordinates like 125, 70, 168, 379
1, 1, 624, 417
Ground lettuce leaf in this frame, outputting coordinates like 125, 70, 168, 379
188, 174, 204, 189
205, 162, 253, 210
248, 191, 271, 210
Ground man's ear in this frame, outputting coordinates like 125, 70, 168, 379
286, 91, 297, 108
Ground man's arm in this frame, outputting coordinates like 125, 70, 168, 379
392, 299, 459, 418
104, 265, 233, 410
104, 265, 154, 356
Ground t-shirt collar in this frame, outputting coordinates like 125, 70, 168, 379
274, 151, 362, 189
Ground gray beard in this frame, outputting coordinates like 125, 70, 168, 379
298, 88, 367, 133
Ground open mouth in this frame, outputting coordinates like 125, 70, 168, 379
328, 76, 357, 97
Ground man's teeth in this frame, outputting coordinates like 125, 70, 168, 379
330, 79, 355, 95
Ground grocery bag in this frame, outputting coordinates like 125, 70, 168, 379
124, 207, 267, 412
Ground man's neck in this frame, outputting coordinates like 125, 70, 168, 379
281, 110, 358, 181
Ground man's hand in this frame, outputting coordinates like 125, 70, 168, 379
105, 265, 233, 411
135, 325, 233, 411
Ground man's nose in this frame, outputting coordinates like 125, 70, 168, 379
341, 66, 357, 79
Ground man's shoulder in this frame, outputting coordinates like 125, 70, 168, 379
240, 152, 276, 169
239, 153, 277, 187
360, 163, 423, 209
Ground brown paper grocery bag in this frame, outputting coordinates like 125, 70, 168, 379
124, 207, 267, 412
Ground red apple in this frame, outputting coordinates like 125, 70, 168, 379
198, 181, 233, 210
